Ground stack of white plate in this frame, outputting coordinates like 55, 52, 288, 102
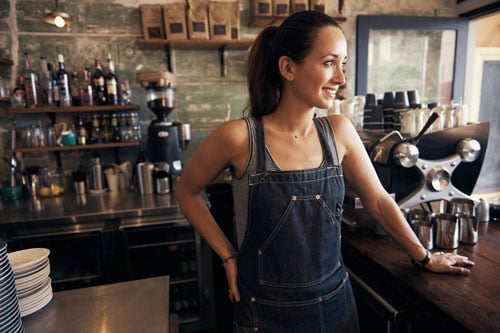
0, 241, 24, 333
7, 248, 53, 317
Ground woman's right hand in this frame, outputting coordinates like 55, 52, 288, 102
224, 257, 240, 302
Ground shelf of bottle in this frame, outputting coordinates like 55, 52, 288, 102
0, 97, 10, 102
11, 141, 140, 153
7, 104, 140, 115
137, 38, 253, 50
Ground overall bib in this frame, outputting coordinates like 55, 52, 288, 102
233, 117, 359, 332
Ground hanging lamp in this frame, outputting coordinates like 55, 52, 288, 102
43, 0, 72, 28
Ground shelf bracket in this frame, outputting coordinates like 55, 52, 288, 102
219, 45, 227, 77
165, 44, 173, 73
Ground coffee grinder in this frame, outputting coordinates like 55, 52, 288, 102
136, 70, 190, 193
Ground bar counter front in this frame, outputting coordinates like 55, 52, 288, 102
0, 191, 216, 332
1, 190, 499, 332
341, 216, 500, 332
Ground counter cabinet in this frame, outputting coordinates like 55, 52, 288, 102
341, 220, 500, 333
3, 210, 216, 333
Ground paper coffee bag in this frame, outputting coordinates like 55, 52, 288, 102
229, 1, 240, 40
310, 0, 327, 14
208, 1, 231, 40
252, 0, 272, 16
187, 0, 209, 40
141, 5, 165, 39
273, 0, 289, 16
163, 3, 188, 41
290, 0, 308, 13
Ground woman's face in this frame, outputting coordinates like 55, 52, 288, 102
289, 26, 347, 110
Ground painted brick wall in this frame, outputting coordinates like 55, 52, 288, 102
0, 0, 458, 182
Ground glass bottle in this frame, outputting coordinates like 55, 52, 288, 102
70, 71, 82, 106
81, 68, 94, 106
100, 113, 111, 142
56, 54, 72, 107
49, 63, 60, 107
93, 59, 107, 105
11, 76, 26, 108
105, 54, 119, 105
76, 114, 88, 145
39, 56, 54, 106
90, 114, 102, 144
23, 52, 41, 107
110, 112, 121, 142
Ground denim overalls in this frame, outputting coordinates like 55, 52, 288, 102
233, 117, 360, 332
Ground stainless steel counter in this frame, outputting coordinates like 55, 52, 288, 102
0, 190, 183, 227
22, 275, 170, 333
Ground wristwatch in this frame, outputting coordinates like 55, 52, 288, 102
412, 249, 431, 267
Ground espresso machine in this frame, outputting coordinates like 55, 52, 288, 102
136, 70, 190, 193
344, 118, 490, 232
367, 121, 489, 209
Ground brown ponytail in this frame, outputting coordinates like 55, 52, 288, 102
246, 26, 280, 117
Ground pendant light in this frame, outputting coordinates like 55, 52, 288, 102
43, 0, 72, 28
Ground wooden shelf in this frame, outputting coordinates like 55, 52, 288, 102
0, 97, 10, 102
249, 15, 347, 27
8, 104, 140, 115
11, 141, 140, 153
137, 39, 252, 75
137, 39, 253, 50
249, 15, 287, 27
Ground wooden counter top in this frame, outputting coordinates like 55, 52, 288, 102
341, 221, 500, 332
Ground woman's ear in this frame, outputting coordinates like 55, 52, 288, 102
278, 56, 295, 82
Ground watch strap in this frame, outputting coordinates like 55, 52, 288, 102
412, 249, 431, 267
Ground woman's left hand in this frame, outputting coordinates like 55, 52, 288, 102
425, 251, 475, 274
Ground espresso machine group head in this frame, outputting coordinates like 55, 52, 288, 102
136, 70, 190, 187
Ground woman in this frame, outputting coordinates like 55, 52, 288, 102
175, 10, 474, 332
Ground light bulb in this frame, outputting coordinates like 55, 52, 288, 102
54, 15, 65, 28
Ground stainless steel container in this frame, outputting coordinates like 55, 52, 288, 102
154, 162, 170, 195
434, 213, 459, 249
137, 162, 154, 195
408, 209, 430, 232
90, 157, 103, 190
414, 220, 433, 250
459, 214, 478, 245
447, 198, 474, 216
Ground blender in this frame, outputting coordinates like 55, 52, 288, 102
136, 69, 190, 193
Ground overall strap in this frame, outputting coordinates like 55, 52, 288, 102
315, 117, 341, 166
254, 116, 267, 173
